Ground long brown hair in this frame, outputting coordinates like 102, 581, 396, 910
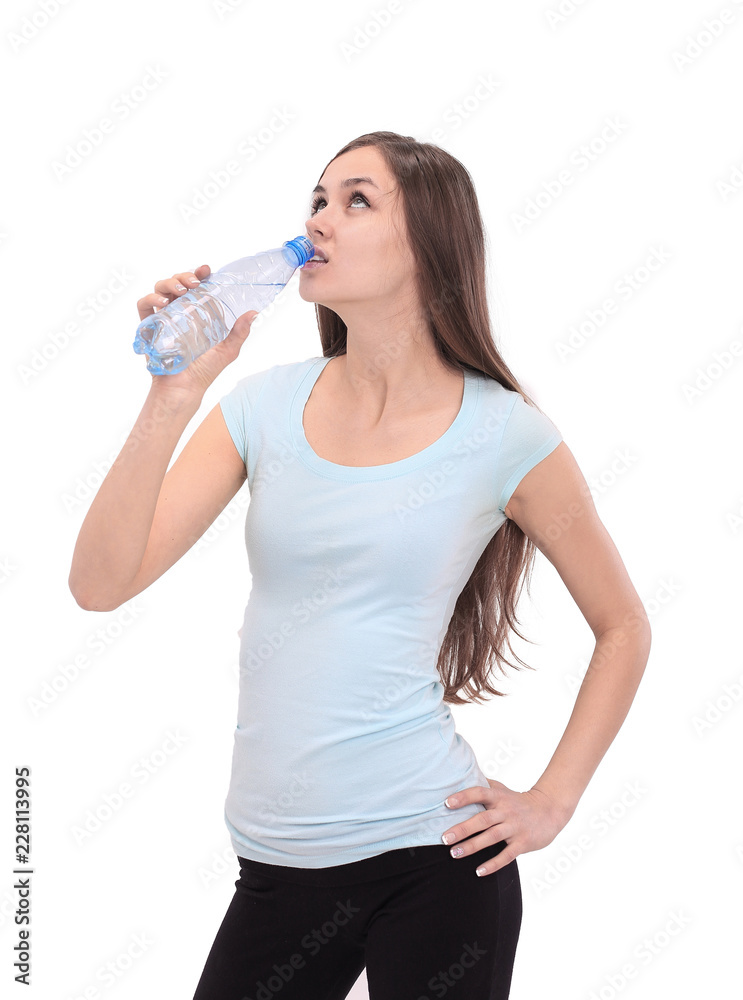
311, 131, 552, 705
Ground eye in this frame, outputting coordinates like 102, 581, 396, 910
309, 190, 369, 216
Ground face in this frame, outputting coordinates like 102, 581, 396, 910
298, 146, 418, 314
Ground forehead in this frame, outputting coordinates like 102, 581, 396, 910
317, 146, 394, 190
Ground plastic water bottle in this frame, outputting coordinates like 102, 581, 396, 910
132, 235, 315, 375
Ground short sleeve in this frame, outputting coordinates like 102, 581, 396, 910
495, 394, 563, 513
218, 367, 272, 468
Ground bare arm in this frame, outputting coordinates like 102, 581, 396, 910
69, 262, 258, 612
68, 387, 248, 611
504, 442, 652, 819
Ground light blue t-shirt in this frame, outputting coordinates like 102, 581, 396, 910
218, 355, 562, 868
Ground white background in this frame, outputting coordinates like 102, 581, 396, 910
3, 1, 742, 998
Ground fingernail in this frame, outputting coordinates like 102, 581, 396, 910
441, 833, 453, 845
174, 283, 186, 291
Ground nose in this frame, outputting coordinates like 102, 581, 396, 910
305, 215, 328, 240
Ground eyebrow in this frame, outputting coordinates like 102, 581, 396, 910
311, 176, 380, 195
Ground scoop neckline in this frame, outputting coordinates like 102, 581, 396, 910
290, 356, 480, 482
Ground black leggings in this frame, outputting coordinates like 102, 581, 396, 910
192, 834, 522, 1000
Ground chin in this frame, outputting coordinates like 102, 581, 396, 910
298, 287, 329, 306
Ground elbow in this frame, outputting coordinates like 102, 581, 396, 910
634, 610, 652, 653
68, 577, 120, 614
75, 597, 120, 613
598, 607, 652, 647
70, 591, 114, 613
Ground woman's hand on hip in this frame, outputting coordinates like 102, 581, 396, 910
440, 778, 574, 877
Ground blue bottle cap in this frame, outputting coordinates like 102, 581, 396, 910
283, 235, 314, 267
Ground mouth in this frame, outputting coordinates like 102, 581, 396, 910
302, 246, 329, 269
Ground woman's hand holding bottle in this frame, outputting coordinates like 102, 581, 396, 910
135, 263, 259, 398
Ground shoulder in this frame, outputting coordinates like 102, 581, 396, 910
468, 371, 564, 517
473, 371, 561, 448
221, 355, 322, 399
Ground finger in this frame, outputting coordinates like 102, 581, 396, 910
447, 826, 493, 853
138, 265, 211, 320
441, 806, 495, 846
153, 274, 198, 298
137, 269, 202, 321
445, 785, 489, 810
136, 291, 172, 321
448, 811, 512, 850
473, 844, 519, 878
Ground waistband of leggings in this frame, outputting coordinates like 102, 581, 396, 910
236, 834, 505, 886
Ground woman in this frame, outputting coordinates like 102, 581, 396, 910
69, 131, 651, 1000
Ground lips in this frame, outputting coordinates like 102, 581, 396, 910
302, 244, 329, 269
